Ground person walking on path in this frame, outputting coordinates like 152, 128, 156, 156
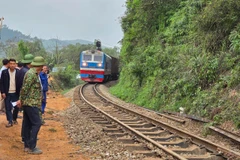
0, 59, 9, 112
18, 54, 34, 143
0, 59, 20, 127
39, 65, 48, 122
17, 56, 46, 154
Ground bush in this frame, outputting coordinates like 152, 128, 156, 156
52, 65, 82, 89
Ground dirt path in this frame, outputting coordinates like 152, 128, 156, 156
0, 90, 89, 160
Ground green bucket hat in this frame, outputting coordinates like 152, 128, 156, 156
31, 56, 46, 66
22, 54, 34, 64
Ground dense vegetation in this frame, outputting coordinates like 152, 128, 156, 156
111, 0, 240, 128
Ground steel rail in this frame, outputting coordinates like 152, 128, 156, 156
163, 110, 240, 146
138, 106, 186, 123
163, 111, 210, 123
156, 113, 185, 124
209, 126, 240, 144
80, 84, 187, 160
94, 84, 240, 159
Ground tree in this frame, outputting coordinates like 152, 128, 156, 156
102, 46, 120, 58
25, 38, 47, 57
3, 39, 20, 58
59, 43, 94, 70
18, 40, 29, 59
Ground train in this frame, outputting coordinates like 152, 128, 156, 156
79, 42, 119, 83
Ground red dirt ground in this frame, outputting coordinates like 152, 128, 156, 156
0, 90, 89, 160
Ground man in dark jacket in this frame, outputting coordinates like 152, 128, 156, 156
0, 58, 21, 127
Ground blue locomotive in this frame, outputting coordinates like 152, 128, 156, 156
79, 41, 119, 82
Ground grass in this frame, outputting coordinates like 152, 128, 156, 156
61, 88, 71, 95
47, 110, 54, 115
48, 128, 57, 132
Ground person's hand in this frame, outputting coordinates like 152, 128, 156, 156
16, 100, 21, 108
1, 93, 6, 99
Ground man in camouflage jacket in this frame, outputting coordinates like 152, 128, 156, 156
17, 56, 45, 154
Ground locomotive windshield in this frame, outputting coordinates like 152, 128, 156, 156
83, 54, 92, 61
94, 55, 102, 61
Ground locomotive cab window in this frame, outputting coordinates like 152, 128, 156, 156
83, 54, 92, 61
94, 55, 102, 61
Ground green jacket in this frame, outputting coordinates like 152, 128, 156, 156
19, 68, 42, 108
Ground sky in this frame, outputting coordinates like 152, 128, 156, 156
0, 0, 126, 47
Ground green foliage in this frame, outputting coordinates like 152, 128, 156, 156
189, 53, 219, 88
2, 39, 48, 61
25, 39, 47, 57
195, 0, 240, 52
111, 0, 240, 128
229, 23, 240, 54
52, 65, 82, 89
0, 40, 20, 59
57, 43, 94, 70
102, 46, 120, 58
18, 40, 29, 59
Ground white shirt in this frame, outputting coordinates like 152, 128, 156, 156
0, 66, 8, 79
8, 69, 16, 93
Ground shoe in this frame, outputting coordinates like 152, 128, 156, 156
28, 147, 42, 154
13, 120, 18, 125
5, 123, 13, 128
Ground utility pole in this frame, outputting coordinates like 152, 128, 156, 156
0, 17, 4, 40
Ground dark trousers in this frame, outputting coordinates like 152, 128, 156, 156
41, 91, 47, 114
4, 93, 19, 123
21, 107, 26, 141
23, 106, 41, 149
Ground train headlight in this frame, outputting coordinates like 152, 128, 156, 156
97, 63, 102, 67
82, 62, 87, 66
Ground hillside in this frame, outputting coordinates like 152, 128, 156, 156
111, 0, 240, 128
1, 25, 31, 42
0, 25, 93, 54
42, 39, 93, 52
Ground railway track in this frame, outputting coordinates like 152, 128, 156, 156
73, 84, 240, 160
161, 111, 240, 145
